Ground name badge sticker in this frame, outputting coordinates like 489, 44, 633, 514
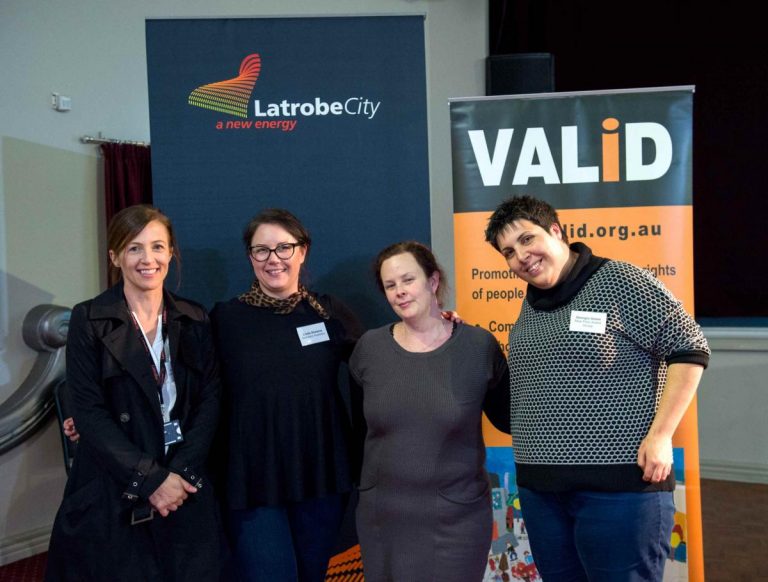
569, 311, 607, 334
297, 322, 331, 346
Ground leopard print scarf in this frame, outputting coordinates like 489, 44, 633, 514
238, 281, 329, 320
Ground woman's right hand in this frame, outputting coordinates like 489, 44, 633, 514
149, 473, 198, 517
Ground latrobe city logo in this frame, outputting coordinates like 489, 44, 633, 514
188, 53, 382, 133
188, 54, 262, 118
467, 118, 674, 185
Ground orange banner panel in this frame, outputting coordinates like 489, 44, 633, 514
456, 205, 702, 580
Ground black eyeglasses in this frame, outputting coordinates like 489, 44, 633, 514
249, 242, 301, 262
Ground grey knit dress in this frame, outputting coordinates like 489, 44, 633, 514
349, 323, 509, 582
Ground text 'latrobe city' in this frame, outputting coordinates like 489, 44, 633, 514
254, 97, 381, 119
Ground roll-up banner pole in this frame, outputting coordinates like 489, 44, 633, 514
450, 87, 700, 581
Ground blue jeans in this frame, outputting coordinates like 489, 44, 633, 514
228, 493, 347, 582
518, 488, 674, 582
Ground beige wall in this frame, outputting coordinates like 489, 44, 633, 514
0, 138, 100, 562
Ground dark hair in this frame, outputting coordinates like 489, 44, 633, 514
107, 205, 180, 287
374, 241, 448, 307
484, 195, 568, 251
242, 208, 311, 258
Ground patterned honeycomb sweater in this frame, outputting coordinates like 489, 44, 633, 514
508, 243, 710, 492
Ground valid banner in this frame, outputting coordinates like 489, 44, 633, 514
450, 87, 700, 581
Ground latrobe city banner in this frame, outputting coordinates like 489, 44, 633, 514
147, 17, 429, 579
146, 17, 429, 327
450, 87, 701, 581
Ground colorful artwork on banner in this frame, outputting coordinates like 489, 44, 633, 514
482, 448, 689, 582
483, 447, 540, 582
666, 448, 690, 582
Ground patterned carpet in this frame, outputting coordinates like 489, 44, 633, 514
700, 479, 768, 581
0, 552, 46, 582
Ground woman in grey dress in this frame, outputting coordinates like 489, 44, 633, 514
349, 241, 510, 582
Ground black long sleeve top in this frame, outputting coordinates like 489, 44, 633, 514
211, 294, 363, 508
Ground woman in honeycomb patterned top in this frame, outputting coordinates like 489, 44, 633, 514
485, 195, 710, 582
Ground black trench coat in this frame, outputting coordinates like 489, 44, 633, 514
45, 283, 223, 582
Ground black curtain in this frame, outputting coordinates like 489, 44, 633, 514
489, 0, 768, 319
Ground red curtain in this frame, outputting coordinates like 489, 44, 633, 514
101, 143, 153, 225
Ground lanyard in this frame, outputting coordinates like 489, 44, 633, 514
128, 305, 168, 405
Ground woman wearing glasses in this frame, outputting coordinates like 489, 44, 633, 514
211, 209, 363, 582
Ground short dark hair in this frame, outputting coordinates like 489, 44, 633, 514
242, 208, 311, 259
107, 205, 180, 287
484, 195, 568, 251
374, 241, 448, 307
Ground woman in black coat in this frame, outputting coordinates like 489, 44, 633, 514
46, 205, 222, 582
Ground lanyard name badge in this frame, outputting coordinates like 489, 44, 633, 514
128, 303, 184, 446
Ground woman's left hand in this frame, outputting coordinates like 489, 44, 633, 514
149, 473, 198, 517
637, 363, 704, 484
637, 433, 673, 483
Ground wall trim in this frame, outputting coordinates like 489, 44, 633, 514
702, 327, 768, 352
700, 459, 768, 484
0, 524, 50, 566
